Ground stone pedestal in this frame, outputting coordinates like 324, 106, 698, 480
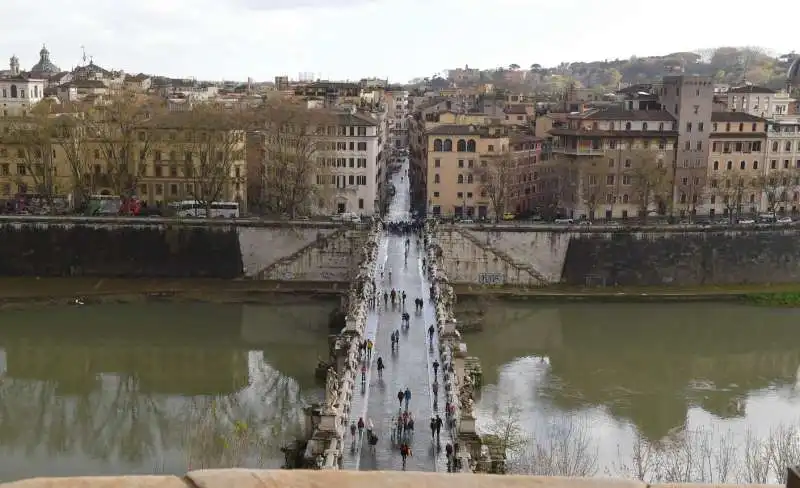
460, 416, 476, 434
318, 413, 338, 434
453, 344, 467, 380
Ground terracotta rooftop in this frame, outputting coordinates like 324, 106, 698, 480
728, 85, 776, 94
710, 112, 767, 122
573, 108, 676, 122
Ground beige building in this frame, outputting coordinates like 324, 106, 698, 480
546, 108, 678, 220
705, 112, 767, 217
425, 122, 539, 219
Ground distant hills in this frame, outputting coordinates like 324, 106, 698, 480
439, 47, 799, 93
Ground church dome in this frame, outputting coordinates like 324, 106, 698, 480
788, 57, 800, 86
30, 45, 60, 74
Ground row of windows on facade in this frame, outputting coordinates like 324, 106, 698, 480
432, 190, 488, 200
0, 181, 242, 198
575, 139, 673, 151
1, 85, 40, 99
711, 141, 763, 153
317, 157, 368, 168
152, 150, 245, 162
711, 159, 800, 171
0, 161, 244, 179
432, 139, 478, 152
592, 121, 678, 131
769, 140, 800, 152
138, 131, 245, 143
318, 141, 369, 151
315, 174, 368, 186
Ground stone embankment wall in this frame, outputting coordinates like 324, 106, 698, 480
0, 469, 781, 488
434, 223, 800, 287
0, 217, 367, 282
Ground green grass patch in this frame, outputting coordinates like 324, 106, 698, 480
741, 292, 800, 306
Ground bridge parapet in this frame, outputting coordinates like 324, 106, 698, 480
301, 218, 383, 470
425, 221, 485, 473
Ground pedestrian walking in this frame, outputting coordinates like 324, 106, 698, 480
433, 360, 440, 376
404, 387, 411, 410
397, 390, 404, 407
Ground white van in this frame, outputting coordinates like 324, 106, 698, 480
554, 218, 574, 224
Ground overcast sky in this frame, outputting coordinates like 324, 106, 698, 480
1, 0, 797, 83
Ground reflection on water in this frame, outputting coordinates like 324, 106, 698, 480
469, 303, 800, 478
0, 302, 333, 481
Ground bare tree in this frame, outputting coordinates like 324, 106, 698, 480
4, 122, 57, 204
83, 91, 162, 196
755, 170, 793, 216
677, 174, 703, 219
518, 416, 598, 477
253, 101, 332, 217
580, 173, 604, 219
475, 150, 518, 220
49, 110, 95, 207
628, 150, 671, 222
708, 169, 753, 222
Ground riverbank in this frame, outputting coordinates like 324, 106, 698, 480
453, 283, 800, 305
4, 277, 800, 309
0, 277, 345, 310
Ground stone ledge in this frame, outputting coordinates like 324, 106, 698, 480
1, 475, 191, 488
0, 471, 780, 488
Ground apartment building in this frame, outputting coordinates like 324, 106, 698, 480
385, 88, 409, 149
705, 112, 767, 217
315, 110, 380, 215
727, 85, 795, 118
425, 122, 540, 218
546, 108, 678, 220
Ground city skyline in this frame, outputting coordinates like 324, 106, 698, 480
0, 0, 797, 83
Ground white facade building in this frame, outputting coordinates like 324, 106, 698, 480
314, 109, 380, 216
728, 85, 796, 119
0, 76, 45, 117
386, 89, 410, 149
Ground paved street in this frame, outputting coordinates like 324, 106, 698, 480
342, 160, 455, 472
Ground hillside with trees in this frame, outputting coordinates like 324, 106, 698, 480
486, 47, 797, 94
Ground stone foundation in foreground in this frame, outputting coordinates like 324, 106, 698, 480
0, 470, 779, 488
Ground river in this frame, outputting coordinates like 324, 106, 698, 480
1, 302, 798, 482
0, 302, 333, 481
469, 302, 800, 482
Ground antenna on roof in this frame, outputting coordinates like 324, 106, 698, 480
81, 45, 87, 64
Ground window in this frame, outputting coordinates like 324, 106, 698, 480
434, 159, 440, 168
468, 159, 474, 168
727, 161, 732, 170
0, 164, 7, 175
752, 123, 758, 132
698, 122, 704, 132
686, 122, 692, 132
608, 158, 614, 168
753, 161, 759, 170
458, 159, 464, 168
606, 175, 614, 185
713, 160, 719, 170
357, 127, 367, 136
771, 160, 777, 169
658, 122, 664, 131
467, 174, 473, 184
624, 159, 631, 168
772, 141, 779, 152
696, 141, 702, 151
786, 141, 792, 152
740, 161, 745, 170
457, 174, 464, 184
785, 160, 791, 169
348, 175, 355, 185
625, 122, 632, 130
467, 192, 473, 198
170, 184, 178, 196
443, 139, 453, 151
642, 123, 648, 131
358, 198, 364, 209
466, 140, 476, 152
16, 164, 25, 175
457, 139, 466, 152
684, 141, 691, 150
488, 144, 494, 152
739, 123, 744, 131
725, 123, 731, 132
457, 192, 463, 199
434, 174, 440, 183
357, 142, 367, 151
433, 191, 440, 197
622, 175, 632, 185
433, 139, 443, 151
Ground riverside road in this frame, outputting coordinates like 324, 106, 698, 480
341, 161, 455, 472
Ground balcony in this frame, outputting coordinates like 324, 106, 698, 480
552, 146, 606, 156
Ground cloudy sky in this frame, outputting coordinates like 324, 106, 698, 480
1, 0, 796, 83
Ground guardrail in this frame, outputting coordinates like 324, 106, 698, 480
440, 221, 800, 233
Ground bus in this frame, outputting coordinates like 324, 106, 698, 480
173, 200, 240, 218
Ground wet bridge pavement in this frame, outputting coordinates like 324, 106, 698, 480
341, 162, 455, 472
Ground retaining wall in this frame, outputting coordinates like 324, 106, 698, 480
435, 224, 800, 287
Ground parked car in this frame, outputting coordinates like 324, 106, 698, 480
777, 216, 793, 224
737, 218, 756, 225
